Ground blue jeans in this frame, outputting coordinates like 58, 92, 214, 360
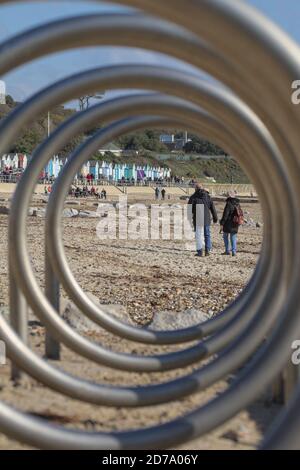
204, 225, 212, 252
223, 232, 237, 254
195, 225, 205, 251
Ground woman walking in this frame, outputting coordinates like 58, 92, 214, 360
220, 192, 244, 256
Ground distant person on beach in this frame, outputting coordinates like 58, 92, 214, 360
161, 188, 166, 200
75, 186, 81, 198
155, 187, 160, 200
220, 192, 244, 257
188, 183, 218, 257
101, 189, 107, 200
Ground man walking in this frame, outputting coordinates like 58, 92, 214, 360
188, 183, 218, 257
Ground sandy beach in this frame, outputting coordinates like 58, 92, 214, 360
0, 193, 281, 449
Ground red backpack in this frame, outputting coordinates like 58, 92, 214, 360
232, 204, 244, 226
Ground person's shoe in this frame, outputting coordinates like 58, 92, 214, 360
232, 252, 237, 257
195, 250, 203, 257
222, 252, 230, 256
205, 250, 210, 256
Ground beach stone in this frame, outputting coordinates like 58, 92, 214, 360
0, 206, 10, 215
104, 303, 135, 325
24, 292, 135, 333
35, 208, 46, 218
62, 208, 79, 218
1, 306, 44, 326
97, 203, 111, 212
78, 210, 99, 218
28, 207, 38, 216
116, 202, 128, 210
65, 200, 80, 206
148, 308, 211, 331
60, 293, 133, 333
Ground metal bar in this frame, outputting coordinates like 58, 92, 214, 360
44, 250, 60, 360
9, 267, 27, 382
0, 0, 299, 451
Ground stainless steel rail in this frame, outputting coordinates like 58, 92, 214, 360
0, 0, 299, 450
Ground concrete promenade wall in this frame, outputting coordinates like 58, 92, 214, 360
0, 183, 256, 198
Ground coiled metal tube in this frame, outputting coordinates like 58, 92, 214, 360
0, 0, 299, 450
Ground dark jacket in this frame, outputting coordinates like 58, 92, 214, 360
188, 189, 218, 229
220, 197, 241, 234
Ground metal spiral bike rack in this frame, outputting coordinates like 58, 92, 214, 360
0, 0, 300, 450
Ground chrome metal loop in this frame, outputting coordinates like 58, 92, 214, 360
0, 0, 299, 450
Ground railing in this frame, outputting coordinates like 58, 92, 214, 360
0, 176, 203, 188
0, 0, 299, 450
0, 176, 256, 195
0, 174, 22, 184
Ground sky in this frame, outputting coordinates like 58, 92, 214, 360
0, 0, 299, 106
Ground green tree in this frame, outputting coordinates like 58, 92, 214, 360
13, 128, 41, 153
184, 134, 227, 155
59, 134, 85, 159
5, 95, 15, 107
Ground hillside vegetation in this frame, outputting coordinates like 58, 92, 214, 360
0, 96, 249, 183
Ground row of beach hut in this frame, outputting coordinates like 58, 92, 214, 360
1, 154, 171, 181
